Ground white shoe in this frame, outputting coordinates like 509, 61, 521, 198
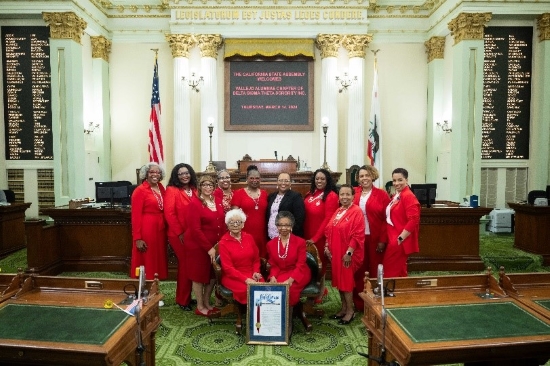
159, 300, 164, 307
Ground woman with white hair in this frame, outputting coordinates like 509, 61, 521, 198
218, 208, 264, 305
130, 162, 168, 280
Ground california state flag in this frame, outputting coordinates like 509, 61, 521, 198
367, 63, 382, 185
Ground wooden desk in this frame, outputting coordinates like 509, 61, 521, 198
0, 203, 31, 259
238, 159, 298, 174
26, 208, 132, 275
360, 272, 550, 366
0, 275, 162, 365
507, 203, 550, 266
499, 270, 550, 319
408, 206, 492, 271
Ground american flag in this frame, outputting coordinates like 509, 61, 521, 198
148, 55, 164, 166
367, 59, 382, 186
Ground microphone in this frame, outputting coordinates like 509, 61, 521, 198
377, 264, 384, 287
274, 151, 278, 160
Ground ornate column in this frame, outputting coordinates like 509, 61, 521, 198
166, 34, 196, 165
315, 34, 342, 172
342, 34, 372, 169
90, 36, 112, 182
447, 12, 491, 202
197, 34, 223, 171
532, 13, 550, 189
43, 11, 87, 205
424, 36, 446, 188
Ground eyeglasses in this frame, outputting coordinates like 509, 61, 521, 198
248, 177, 260, 181
219, 176, 231, 180
276, 224, 292, 228
201, 183, 214, 187
178, 172, 190, 176
278, 179, 291, 183
228, 221, 243, 226
149, 171, 161, 175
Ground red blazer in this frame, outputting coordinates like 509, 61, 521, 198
388, 186, 420, 255
164, 186, 196, 238
353, 186, 391, 244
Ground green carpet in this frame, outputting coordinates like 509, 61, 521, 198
2, 234, 550, 365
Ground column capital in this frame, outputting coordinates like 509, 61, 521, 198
342, 34, 373, 58
537, 13, 550, 42
315, 34, 343, 59
42, 12, 87, 44
90, 36, 111, 62
165, 34, 197, 58
448, 12, 492, 45
424, 36, 445, 63
196, 34, 223, 58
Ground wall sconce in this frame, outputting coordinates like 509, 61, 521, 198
182, 71, 204, 93
335, 71, 357, 93
436, 120, 452, 133
84, 122, 100, 134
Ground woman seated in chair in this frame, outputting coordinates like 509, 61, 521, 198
218, 208, 264, 307
266, 211, 312, 333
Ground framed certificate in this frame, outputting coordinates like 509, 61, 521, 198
246, 283, 290, 345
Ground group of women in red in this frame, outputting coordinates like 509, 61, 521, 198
130, 161, 420, 325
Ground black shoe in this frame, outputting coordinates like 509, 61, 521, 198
190, 299, 197, 305
179, 304, 193, 311
331, 313, 345, 320
338, 313, 355, 325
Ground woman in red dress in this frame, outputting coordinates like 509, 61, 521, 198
303, 169, 339, 303
352, 165, 390, 310
164, 163, 197, 311
218, 208, 264, 305
325, 185, 365, 325
384, 168, 420, 277
231, 165, 268, 258
214, 169, 233, 214
266, 211, 312, 333
184, 175, 226, 317
131, 162, 168, 280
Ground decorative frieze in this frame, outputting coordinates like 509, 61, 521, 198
448, 12, 492, 45
315, 34, 342, 58
90, 36, 112, 61
342, 34, 373, 58
166, 34, 197, 58
424, 36, 445, 62
42, 12, 87, 44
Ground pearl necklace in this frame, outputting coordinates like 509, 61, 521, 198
278, 236, 290, 259
184, 188, 193, 198
151, 188, 163, 211
332, 207, 348, 225
202, 195, 216, 210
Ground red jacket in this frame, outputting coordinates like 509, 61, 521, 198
353, 186, 391, 244
387, 185, 420, 255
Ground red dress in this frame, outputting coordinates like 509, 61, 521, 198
184, 196, 226, 283
164, 186, 196, 306
231, 188, 268, 258
352, 186, 390, 309
325, 205, 365, 292
266, 234, 311, 305
384, 185, 420, 277
303, 190, 339, 276
219, 231, 263, 304
130, 181, 168, 280
214, 187, 233, 214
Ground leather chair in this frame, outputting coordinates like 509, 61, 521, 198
212, 243, 268, 335
2, 189, 16, 203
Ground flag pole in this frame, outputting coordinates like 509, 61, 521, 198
368, 49, 383, 188
148, 48, 164, 167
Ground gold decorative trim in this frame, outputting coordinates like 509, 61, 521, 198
537, 13, 550, 42
341, 34, 373, 58
224, 38, 315, 58
424, 36, 445, 63
315, 34, 342, 58
42, 12, 88, 44
197, 34, 223, 58
448, 12, 492, 45
166, 34, 197, 58
90, 36, 112, 61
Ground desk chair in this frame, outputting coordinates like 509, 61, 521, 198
2, 189, 15, 203
212, 243, 268, 335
